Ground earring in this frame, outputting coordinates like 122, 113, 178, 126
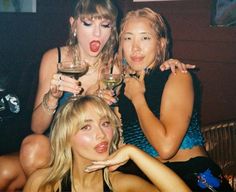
73, 29, 77, 37
122, 58, 127, 66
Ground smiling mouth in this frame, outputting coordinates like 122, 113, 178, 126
90, 40, 101, 52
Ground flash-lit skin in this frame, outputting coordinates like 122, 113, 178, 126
70, 109, 114, 163
70, 17, 112, 59
122, 17, 161, 76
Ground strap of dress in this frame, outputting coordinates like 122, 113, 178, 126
57, 47, 61, 63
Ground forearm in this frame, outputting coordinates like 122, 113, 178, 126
128, 145, 190, 192
31, 93, 58, 134
132, 95, 171, 153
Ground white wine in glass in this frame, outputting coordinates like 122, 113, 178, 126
102, 73, 123, 90
58, 60, 89, 98
102, 72, 123, 107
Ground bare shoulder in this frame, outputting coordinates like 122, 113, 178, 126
40, 47, 59, 68
39, 46, 68, 78
109, 171, 158, 192
24, 168, 50, 192
165, 70, 194, 91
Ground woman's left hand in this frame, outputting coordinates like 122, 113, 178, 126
84, 145, 131, 173
160, 58, 196, 74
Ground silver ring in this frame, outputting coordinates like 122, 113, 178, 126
97, 89, 103, 98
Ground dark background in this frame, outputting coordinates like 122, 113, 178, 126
0, 0, 235, 154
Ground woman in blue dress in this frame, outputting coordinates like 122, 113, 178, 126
115, 7, 232, 191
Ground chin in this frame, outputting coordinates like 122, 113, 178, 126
89, 50, 101, 57
94, 152, 109, 160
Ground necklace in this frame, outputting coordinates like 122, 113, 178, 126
88, 58, 100, 70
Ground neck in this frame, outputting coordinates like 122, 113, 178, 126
72, 168, 103, 192
73, 159, 103, 185
75, 45, 101, 69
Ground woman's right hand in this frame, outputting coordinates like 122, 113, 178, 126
50, 73, 82, 98
96, 88, 117, 106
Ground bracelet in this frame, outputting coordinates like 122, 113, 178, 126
42, 92, 58, 115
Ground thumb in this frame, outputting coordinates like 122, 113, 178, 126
139, 70, 145, 81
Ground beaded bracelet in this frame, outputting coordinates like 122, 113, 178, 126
42, 92, 58, 115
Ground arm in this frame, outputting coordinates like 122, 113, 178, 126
31, 48, 81, 133
23, 168, 50, 192
31, 48, 59, 133
85, 145, 190, 192
124, 70, 194, 159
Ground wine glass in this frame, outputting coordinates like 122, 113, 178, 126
101, 65, 123, 107
58, 60, 89, 99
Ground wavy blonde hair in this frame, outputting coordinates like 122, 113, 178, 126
68, 0, 118, 66
39, 95, 121, 191
118, 7, 170, 69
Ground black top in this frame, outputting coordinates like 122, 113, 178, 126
61, 171, 111, 192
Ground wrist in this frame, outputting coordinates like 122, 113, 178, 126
42, 91, 58, 115
132, 94, 145, 108
125, 144, 141, 160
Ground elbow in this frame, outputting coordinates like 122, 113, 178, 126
31, 127, 43, 134
31, 121, 44, 134
155, 145, 177, 160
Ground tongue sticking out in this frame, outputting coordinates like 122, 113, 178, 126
90, 41, 101, 52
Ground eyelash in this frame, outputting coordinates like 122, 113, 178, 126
82, 21, 111, 28
102, 121, 111, 127
124, 36, 151, 41
82, 21, 92, 26
143, 36, 151, 40
80, 125, 90, 130
101, 24, 111, 28
79, 120, 111, 131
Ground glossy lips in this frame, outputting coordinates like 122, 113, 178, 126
95, 141, 108, 153
90, 40, 101, 52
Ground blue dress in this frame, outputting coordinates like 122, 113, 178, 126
117, 67, 232, 191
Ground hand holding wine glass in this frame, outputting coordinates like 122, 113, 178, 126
57, 60, 88, 99
101, 64, 123, 107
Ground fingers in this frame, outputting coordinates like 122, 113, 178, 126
51, 73, 81, 95
185, 64, 196, 69
160, 59, 197, 74
97, 89, 117, 105
84, 160, 113, 172
50, 74, 62, 98
84, 164, 106, 172
84, 159, 125, 173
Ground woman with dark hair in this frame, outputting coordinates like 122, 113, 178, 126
113, 7, 232, 191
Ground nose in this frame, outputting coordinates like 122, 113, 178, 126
96, 127, 106, 139
132, 39, 141, 52
93, 25, 101, 37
